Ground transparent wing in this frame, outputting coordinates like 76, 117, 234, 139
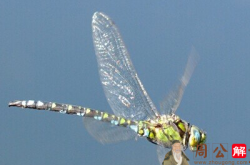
160, 47, 199, 115
157, 146, 170, 165
92, 12, 159, 120
83, 117, 137, 144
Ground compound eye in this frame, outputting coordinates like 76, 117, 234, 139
189, 126, 201, 151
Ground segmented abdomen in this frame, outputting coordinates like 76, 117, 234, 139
9, 100, 138, 129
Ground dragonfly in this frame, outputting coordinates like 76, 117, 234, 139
9, 12, 206, 164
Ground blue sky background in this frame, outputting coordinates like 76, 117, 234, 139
1, 1, 250, 165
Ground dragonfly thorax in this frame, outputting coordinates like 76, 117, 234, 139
135, 114, 188, 148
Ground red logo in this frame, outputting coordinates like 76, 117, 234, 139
232, 144, 247, 158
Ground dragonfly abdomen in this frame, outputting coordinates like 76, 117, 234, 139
9, 100, 138, 129
9, 100, 86, 116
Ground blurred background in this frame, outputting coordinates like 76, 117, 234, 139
1, 1, 250, 164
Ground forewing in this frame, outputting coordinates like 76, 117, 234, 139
83, 117, 137, 144
160, 47, 199, 115
92, 12, 158, 120
157, 146, 170, 165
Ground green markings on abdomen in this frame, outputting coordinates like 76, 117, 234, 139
8, 100, 139, 132
48, 102, 138, 130
84, 109, 137, 128
49, 102, 85, 116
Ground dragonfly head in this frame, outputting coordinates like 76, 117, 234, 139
188, 125, 207, 152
